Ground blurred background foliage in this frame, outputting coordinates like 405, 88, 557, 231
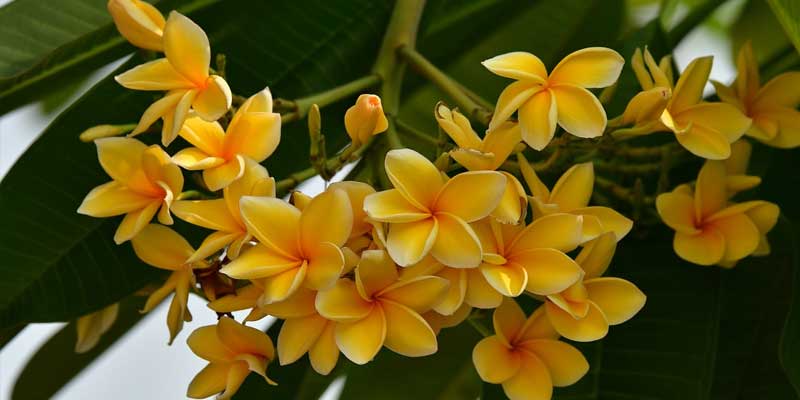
0, 0, 799, 398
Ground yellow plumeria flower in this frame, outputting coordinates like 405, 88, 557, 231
724, 140, 761, 196
518, 157, 633, 242
473, 299, 589, 400
220, 188, 353, 304
621, 48, 673, 127
315, 249, 449, 364
74, 303, 119, 353
712, 42, 800, 148
173, 159, 275, 262
78, 137, 183, 244
210, 287, 341, 375
345, 94, 389, 146
172, 88, 281, 191
483, 48, 624, 150
186, 317, 276, 400
423, 302, 472, 335
363, 149, 507, 267
435, 103, 527, 224
107, 0, 165, 51
543, 232, 646, 342
132, 224, 204, 343
656, 161, 779, 266
116, 12, 232, 146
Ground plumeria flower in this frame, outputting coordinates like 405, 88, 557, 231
345, 94, 389, 147
423, 302, 472, 334
435, 103, 528, 224
483, 48, 624, 150
315, 249, 449, 364
543, 232, 646, 342
173, 159, 275, 262
107, 0, 165, 51
517, 157, 633, 242
724, 140, 761, 196
621, 47, 673, 127
78, 137, 183, 244
172, 88, 281, 190
363, 149, 507, 268
656, 161, 779, 266
74, 303, 119, 353
132, 224, 204, 343
186, 317, 276, 399
712, 42, 800, 148
473, 299, 589, 400
116, 12, 232, 146
220, 188, 353, 304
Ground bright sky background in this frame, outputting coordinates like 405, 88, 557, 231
0, 1, 738, 398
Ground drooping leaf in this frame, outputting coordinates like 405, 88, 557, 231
767, 0, 800, 54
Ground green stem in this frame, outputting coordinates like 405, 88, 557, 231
398, 45, 493, 125
282, 75, 381, 123
396, 119, 438, 145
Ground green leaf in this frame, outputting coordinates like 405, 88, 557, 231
0, 0, 392, 328
768, 0, 800, 54
0, 0, 220, 115
12, 296, 146, 399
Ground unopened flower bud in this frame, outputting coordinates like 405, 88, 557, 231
344, 94, 388, 146
79, 124, 135, 142
75, 303, 119, 353
107, 0, 166, 51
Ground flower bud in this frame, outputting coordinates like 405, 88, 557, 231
75, 303, 119, 353
79, 124, 135, 142
344, 94, 388, 146
107, 0, 166, 51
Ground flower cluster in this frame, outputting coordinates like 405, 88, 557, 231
70, 1, 795, 399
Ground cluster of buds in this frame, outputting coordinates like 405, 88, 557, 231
69, 1, 797, 399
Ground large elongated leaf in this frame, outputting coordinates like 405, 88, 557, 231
768, 0, 800, 54
0, 0, 392, 328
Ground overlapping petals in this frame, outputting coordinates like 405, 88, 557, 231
108, 0, 165, 51
345, 94, 389, 146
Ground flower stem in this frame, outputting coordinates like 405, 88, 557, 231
396, 119, 437, 145
281, 75, 381, 123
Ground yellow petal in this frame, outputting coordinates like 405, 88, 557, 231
187, 362, 230, 399
107, 0, 165, 51
545, 300, 608, 342
277, 314, 327, 365
385, 148, 443, 210
225, 112, 281, 164
329, 181, 377, 237
711, 80, 742, 109
472, 336, 522, 384
511, 248, 583, 295
257, 287, 318, 319
172, 199, 240, 232
675, 103, 751, 143
493, 297, 527, 345
482, 122, 523, 169
187, 326, 235, 362
316, 279, 374, 322
193, 75, 232, 122
259, 263, 307, 304
203, 156, 245, 191
673, 228, 725, 265
75, 303, 119, 353
300, 189, 352, 251
364, 189, 430, 223
431, 212, 483, 268
95, 137, 149, 187
517, 306, 559, 342
172, 148, 225, 170
305, 241, 344, 290
163, 11, 209, 85
707, 213, 760, 261
754, 71, 800, 109
344, 94, 388, 144
695, 161, 728, 220
131, 224, 193, 270
220, 244, 301, 280
356, 249, 399, 298
430, 268, 466, 315
482, 52, 548, 82
743, 201, 780, 234
761, 107, 800, 148
502, 352, 553, 400
669, 56, 712, 114
517, 153, 550, 200
308, 322, 339, 375
380, 275, 449, 314
571, 206, 633, 240
655, 191, 699, 234
217, 361, 251, 400
508, 213, 583, 255
130, 91, 183, 136
381, 299, 437, 357
208, 284, 261, 313
490, 81, 541, 131
217, 316, 274, 358
549, 47, 624, 88
162, 89, 198, 146
115, 59, 193, 90
434, 171, 507, 222
386, 218, 439, 267
518, 89, 557, 150
584, 277, 646, 325
435, 103, 482, 149
335, 306, 386, 365
78, 181, 155, 217
239, 196, 301, 258
519, 339, 588, 386
622, 87, 670, 125
550, 85, 607, 138
574, 232, 617, 279
491, 172, 527, 224
549, 162, 594, 211
114, 201, 160, 244
481, 263, 527, 297
465, 269, 504, 309
179, 116, 224, 154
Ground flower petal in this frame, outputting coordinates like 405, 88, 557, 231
550, 85, 607, 138
355, 249, 399, 299
545, 300, 608, 342
465, 269, 504, 309
309, 322, 339, 375
187, 326, 234, 362
483, 52, 548, 82
172, 148, 225, 170
518, 90, 557, 150
78, 181, 156, 217
435, 103, 483, 149
114, 202, 159, 244
481, 263, 527, 298
574, 232, 617, 279
755, 71, 800, 109
380, 275, 449, 314
708, 213, 760, 262
571, 206, 633, 240
115, 58, 193, 90
431, 213, 483, 268
489, 81, 540, 131
434, 171, 507, 222
695, 161, 728, 220
187, 362, 229, 399
493, 297, 527, 345
381, 299, 438, 357
130, 91, 183, 136
512, 248, 583, 295
172, 199, 240, 232
508, 213, 583, 255
329, 181, 377, 237
670, 56, 713, 114
204, 156, 245, 191
472, 336, 522, 383
584, 277, 646, 325
430, 268, 466, 315
300, 189, 352, 252
675, 103, 750, 143
277, 314, 327, 365
259, 263, 307, 304
502, 352, 553, 400
520, 339, 588, 386
131, 224, 193, 270
163, 11, 209, 85
217, 316, 274, 358
674, 228, 725, 265
179, 116, 225, 155
385, 148, 443, 210
655, 191, 699, 234
335, 306, 386, 365
364, 189, 430, 223
239, 196, 301, 258
193, 75, 232, 122
386, 218, 439, 267
549, 47, 624, 88
316, 279, 374, 322
225, 112, 281, 164
220, 244, 301, 280
548, 162, 594, 211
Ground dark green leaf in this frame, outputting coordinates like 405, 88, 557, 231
767, 0, 800, 54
